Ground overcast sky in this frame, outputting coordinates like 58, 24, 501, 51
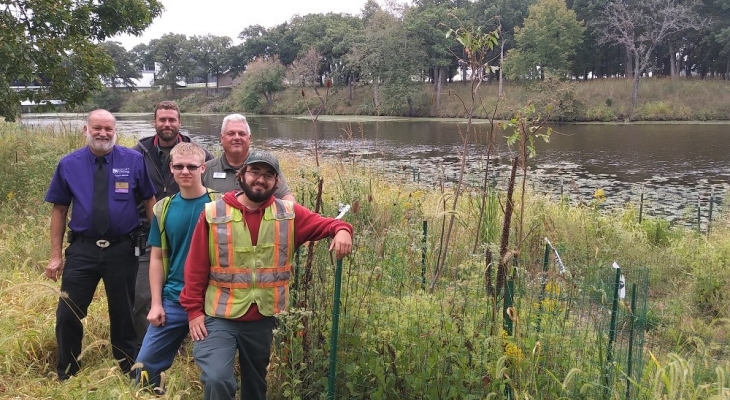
113, 0, 371, 49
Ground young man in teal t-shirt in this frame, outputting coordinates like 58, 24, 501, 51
134, 142, 219, 394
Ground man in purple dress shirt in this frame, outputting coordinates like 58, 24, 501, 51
44, 109, 157, 380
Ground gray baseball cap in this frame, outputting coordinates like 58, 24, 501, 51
244, 150, 281, 175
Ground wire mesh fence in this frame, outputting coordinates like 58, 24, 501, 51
271, 213, 650, 399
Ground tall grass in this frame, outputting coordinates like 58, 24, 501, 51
1, 122, 729, 398
78, 78, 730, 121
166, 78, 730, 121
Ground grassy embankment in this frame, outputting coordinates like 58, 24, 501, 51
1, 121, 729, 399
107, 78, 730, 122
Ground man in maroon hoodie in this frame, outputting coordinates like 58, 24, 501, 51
180, 151, 353, 400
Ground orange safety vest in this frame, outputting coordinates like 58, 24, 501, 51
204, 198, 295, 318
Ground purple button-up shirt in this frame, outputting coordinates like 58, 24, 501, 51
45, 145, 156, 237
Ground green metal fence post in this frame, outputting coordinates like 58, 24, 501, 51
421, 220, 427, 291
697, 193, 702, 233
625, 283, 638, 400
327, 258, 344, 400
503, 279, 515, 336
503, 277, 515, 400
536, 242, 550, 333
603, 267, 621, 399
292, 248, 301, 306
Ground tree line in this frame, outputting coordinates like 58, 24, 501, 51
1, 0, 724, 120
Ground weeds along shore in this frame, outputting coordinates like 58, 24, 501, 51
1, 122, 728, 399
81, 79, 730, 123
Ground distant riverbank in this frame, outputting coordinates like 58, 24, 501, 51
71, 78, 730, 123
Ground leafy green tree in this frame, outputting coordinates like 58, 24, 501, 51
471, 0, 534, 80
567, 0, 614, 79
237, 57, 286, 112
287, 47, 323, 88
238, 25, 277, 61
361, 0, 381, 22
83, 88, 125, 112
689, 0, 730, 78
236, 23, 300, 68
350, 9, 428, 115
99, 41, 141, 89
150, 33, 193, 91
130, 43, 156, 71
290, 13, 363, 86
189, 34, 232, 93
403, 1, 465, 109
503, 0, 585, 80
0, 0, 162, 121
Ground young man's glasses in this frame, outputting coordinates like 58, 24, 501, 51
245, 170, 276, 181
171, 164, 201, 171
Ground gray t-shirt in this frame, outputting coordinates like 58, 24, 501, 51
202, 155, 292, 198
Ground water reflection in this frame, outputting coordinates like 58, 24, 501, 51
21, 114, 730, 228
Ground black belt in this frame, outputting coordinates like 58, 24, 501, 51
74, 235, 133, 248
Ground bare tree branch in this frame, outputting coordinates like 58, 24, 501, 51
595, 0, 705, 112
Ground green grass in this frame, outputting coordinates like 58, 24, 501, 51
1, 122, 729, 398
97, 78, 730, 122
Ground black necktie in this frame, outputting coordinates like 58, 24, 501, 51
93, 156, 110, 236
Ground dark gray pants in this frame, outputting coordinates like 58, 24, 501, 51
56, 240, 137, 380
194, 316, 276, 400
132, 247, 151, 355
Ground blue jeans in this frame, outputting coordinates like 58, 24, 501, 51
193, 316, 275, 400
134, 299, 189, 388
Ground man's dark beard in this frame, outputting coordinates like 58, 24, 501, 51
156, 128, 178, 142
240, 179, 275, 203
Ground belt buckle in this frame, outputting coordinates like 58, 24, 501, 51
96, 239, 110, 248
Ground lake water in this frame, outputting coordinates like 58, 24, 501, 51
21, 113, 730, 228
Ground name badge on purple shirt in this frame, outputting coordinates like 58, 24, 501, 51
115, 181, 129, 193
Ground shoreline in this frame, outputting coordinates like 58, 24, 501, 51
18, 112, 730, 125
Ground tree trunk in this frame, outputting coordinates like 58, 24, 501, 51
631, 68, 640, 113
625, 47, 633, 79
347, 75, 353, 107
373, 77, 381, 112
669, 45, 677, 79
434, 66, 447, 111
434, 67, 442, 110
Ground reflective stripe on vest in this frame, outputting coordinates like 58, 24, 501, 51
204, 198, 295, 318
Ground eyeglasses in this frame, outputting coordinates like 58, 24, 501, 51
171, 164, 201, 171
245, 170, 277, 181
